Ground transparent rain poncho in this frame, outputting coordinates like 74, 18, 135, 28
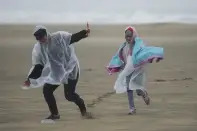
28, 26, 79, 88
114, 55, 146, 93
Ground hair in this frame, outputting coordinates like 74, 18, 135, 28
33, 29, 47, 40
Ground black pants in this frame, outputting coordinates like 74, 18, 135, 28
43, 74, 86, 115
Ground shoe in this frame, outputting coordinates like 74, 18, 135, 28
41, 114, 60, 124
142, 91, 150, 105
45, 114, 60, 120
81, 111, 94, 119
128, 109, 136, 115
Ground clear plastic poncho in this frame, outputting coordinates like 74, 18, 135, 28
28, 25, 79, 88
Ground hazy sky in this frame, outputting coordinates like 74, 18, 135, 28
0, 0, 197, 23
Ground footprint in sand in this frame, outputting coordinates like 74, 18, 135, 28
87, 91, 115, 108
154, 77, 193, 82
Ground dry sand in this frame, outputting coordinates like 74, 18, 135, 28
0, 23, 197, 131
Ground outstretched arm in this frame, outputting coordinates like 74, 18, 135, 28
23, 44, 44, 87
70, 30, 89, 44
70, 22, 90, 44
28, 64, 44, 79
23, 64, 44, 87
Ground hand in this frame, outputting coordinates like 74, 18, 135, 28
86, 22, 90, 36
156, 58, 162, 63
23, 80, 30, 87
148, 58, 154, 63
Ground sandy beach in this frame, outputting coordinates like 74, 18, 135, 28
0, 23, 197, 131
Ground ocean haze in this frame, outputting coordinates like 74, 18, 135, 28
0, 0, 197, 24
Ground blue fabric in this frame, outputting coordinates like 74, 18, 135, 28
132, 37, 164, 67
107, 43, 125, 68
107, 37, 164, 71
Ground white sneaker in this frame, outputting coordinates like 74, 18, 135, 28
41, 114, 60, 124
128, 109, 136, 115
21, 85, 31, 90
41, 119, 56, 124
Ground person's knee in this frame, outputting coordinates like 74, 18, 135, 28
43, 84, 53, 97
65, 93, 78, 101
136, 89, 144, 96
127, 90, 133, 93
65, 94, 73, 101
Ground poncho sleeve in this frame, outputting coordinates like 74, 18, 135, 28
27, 43, 43, 78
